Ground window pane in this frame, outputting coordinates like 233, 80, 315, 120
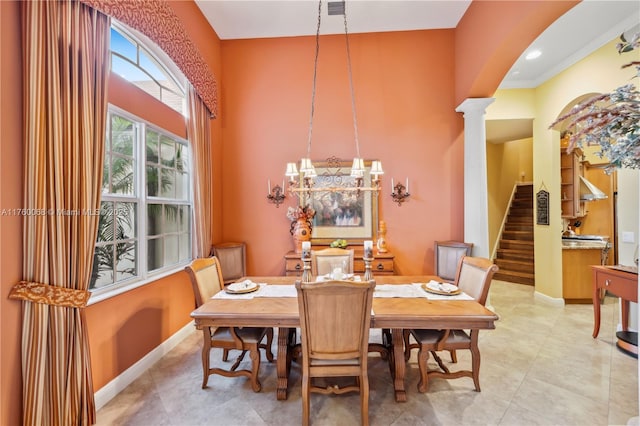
115, 202, 136, 239
163, 235, 179, 266
139, 50, 167, 81
146, 130, 159, 164
110, 28, 137, 63
97, 201, 114, 243
179, 205, 190, 233
112, 55, 148, 82
176, 145, 188, 171
176, 172, 188, 200
102, 154, 111, 193
160, 169, 175, 198
116, 241, 137, 281
147, 204, 162, 236
164, 205, 178, 233
179, 234, 190, 262
111, 116, 134, 156
91, 245, 114, 289
160, 137, 175, 167
111, 156, 134, 195
147, 237, 163, 271
146, 166, 159, 197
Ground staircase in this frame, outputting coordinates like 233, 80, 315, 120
494, 184, 535, 285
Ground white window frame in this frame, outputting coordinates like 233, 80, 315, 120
89, 105, 192, 304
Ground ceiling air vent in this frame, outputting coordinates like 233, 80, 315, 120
328, 1, 345, 16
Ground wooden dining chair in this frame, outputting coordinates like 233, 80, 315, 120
296, 279, 376, 426
310, 247, 354, 276
434, 240, 473, 283
404, 256, 498, 392
185, 257, 274, 392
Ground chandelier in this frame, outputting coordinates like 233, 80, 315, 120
284, 0, 383, 199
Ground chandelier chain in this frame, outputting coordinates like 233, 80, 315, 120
343, 2, 361, 159
306, 0, 323, 159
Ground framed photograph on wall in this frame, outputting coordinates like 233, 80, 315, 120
299, 159, 378, 244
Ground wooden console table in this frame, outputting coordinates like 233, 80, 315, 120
285, 248, 395, 276
592, 265, 638, 356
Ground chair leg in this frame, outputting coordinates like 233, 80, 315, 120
262, 328, 274, 362
360, 372, 370, 426
201, 329, 212, 389
450, 349, 457, 363
249, 345, 262, 392
431, 351, 451, 374
222, 349, 229, 362
416, 348, 429, 393
301, 374, 310, 426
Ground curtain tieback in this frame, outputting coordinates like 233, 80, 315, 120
9, 281, 90, 308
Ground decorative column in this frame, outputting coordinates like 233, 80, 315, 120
455, 98, 495, 259
456, 98, 495, 314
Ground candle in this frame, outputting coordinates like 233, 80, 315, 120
364, 240, 373, 258
268, 179, 271, 193
406, 177, 409, 193
391, 178, 394, 192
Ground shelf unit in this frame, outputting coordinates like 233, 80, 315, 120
560, 147, 585, 218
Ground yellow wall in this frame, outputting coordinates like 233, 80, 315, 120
487, 138, 533, 255
493, 37, 638, 299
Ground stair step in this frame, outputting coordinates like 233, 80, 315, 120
507, 215, 533, 224
496, 249, 534, 261
493, 270, 535, 285
504, 223, 533, 232
511, 201, 533, 209
502, 230, 533, 241
499, 239, 534, 250
509, 207, 533, 216
495, 258, 534, 273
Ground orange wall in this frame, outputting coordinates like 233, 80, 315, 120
0, 0, 574, 422
455, 0, 578, 104
219, 30, 465, 275
1, 2, 25, 425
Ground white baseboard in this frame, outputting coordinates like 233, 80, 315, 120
94, 322, 194, 410
534, 290, 565, 306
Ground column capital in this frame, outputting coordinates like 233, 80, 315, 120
455, 98, 495, 115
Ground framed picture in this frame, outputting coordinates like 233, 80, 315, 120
299, 159, 378, 245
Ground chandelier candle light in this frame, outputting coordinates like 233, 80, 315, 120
284, 0, 384, 199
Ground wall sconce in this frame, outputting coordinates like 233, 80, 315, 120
267, 179, 286, 208
390, 177, 410, 206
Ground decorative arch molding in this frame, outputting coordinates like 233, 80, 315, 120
81, 0, 218, 117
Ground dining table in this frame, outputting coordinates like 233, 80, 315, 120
190, 275, 498, 402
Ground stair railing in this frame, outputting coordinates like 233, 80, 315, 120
491, 182, 520, 261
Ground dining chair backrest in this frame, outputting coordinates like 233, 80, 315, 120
434, 240, 473, 282
454, 256, 499, 306
185, 257, 224, 307
310, 247, 354, 276
211, 242, 246, 285
296, 279, 375, 362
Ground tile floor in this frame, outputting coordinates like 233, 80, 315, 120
96, 280, 639, 425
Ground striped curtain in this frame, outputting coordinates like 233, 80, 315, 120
9, 1, 110, 424
187, 84, 214, 258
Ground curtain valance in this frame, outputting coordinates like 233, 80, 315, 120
80, 0, 218, 117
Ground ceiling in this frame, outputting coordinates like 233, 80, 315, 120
195, 0, 639, 142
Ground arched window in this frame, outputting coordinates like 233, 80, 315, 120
110, 23, 186, 114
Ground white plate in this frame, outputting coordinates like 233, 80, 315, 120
426, 281, 459, 294
226, 280, 258, 293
